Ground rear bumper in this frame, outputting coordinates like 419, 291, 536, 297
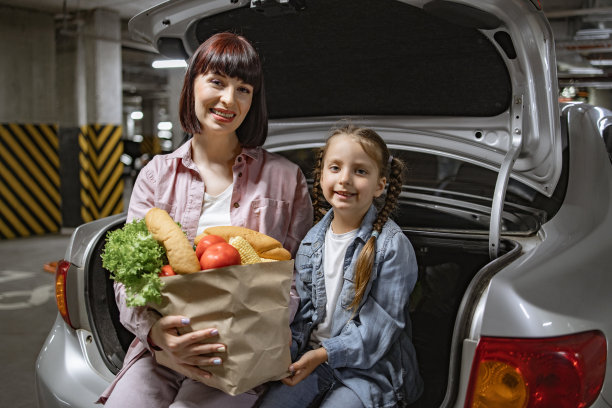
35, 314, 112, 408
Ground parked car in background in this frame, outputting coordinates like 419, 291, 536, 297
36, 0, 612, 407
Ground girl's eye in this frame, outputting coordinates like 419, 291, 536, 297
356, 169, 368, 175
210, 79, 223, 86
329, 165, 340, 172
238, 86, 252, 94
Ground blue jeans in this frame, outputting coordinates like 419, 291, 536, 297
256, 363, 364, 408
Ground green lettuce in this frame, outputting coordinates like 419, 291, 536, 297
101, 219, 168, 306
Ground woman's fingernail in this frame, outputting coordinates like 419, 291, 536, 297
181, 318, 190, 325
211, 329, 219, 335
213, 358, 222, 365
217, 346, 226, 353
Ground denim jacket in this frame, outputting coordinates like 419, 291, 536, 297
291, 205, 423, 408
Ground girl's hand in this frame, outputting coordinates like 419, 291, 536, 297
281, 347, 328, 386
149, 315, 226, 378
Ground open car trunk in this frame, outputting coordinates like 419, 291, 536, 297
85, 220, 519, 408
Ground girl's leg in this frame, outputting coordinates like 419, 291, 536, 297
104, 353, 182, 408
256, 364, 335, 408
170, 378, 259, 408
319, 384, 364, 408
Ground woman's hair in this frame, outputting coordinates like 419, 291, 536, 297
179, 32, 268, 147
312, 124, 404, 310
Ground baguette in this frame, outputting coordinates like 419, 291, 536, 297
145, 208, 201, 274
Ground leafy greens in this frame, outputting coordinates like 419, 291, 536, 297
101, 219, 167, 306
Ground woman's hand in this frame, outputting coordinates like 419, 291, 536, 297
281, 347, 328, 386
149, 315, 226, 379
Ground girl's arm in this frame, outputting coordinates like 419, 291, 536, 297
281, 347, 328, 386
285, 168, 313, 322
322, 230, 418, 370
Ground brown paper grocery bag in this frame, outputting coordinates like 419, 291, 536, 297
150, 260, 294, 396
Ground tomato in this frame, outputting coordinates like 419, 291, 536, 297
159, 264, 176, 276
200, 242, 241, 270
196, 235, 227, 259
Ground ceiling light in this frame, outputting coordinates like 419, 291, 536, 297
567, 67, 604, 75
157, 121, 173, 130
574, 28, 612, 41
590, 59, 612, 66
130, 111, 143, 120
152, 59, 188, 69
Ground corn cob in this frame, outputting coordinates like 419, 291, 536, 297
229, 236, 262, 265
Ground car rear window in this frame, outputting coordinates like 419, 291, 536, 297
193, 0, 512, 119
276, 146, 548, 233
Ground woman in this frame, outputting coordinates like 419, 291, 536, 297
100, 32, 313, 408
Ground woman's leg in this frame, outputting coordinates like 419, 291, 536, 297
170, 379, 259, 408
104, 352, 182, 408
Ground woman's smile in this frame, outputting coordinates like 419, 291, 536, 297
210, 107, 237, 122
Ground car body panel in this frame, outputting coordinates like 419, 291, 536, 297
35, 315, 110, 408
476, 103, 612, 404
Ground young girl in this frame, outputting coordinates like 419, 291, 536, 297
257, 125, 423, 408
99, 32, 313, 407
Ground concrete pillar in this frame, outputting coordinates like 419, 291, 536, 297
0, 6, 60, 239
0, 6, 56, 123
57, 8, 125, 227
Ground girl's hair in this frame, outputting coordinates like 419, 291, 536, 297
179, 32, 268, 147
312, 124, 404, 310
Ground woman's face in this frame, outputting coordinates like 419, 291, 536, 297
193, 72, 254, 137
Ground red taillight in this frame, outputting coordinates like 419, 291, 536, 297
55, 259, 74, 329
465, 331, 606, 408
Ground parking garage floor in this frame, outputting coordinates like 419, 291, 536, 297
0, 232, 72, 408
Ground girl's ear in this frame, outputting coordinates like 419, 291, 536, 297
374, 176, 387, 198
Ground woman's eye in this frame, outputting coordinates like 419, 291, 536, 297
210, 79, 223, 86
238, 86, 252, 94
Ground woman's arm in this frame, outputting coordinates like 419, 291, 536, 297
126, 164, 157, 223
284, 167, 313, 256
321, 231, 418, 370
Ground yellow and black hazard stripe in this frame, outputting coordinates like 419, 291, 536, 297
0, 123, 61, 239
79, 124, 124, 223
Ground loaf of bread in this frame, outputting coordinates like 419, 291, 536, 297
145, 208, 201, 274
195, 226, 291, 261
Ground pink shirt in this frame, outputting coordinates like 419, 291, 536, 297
127, 140, 313, 254
108, 140, 313, 397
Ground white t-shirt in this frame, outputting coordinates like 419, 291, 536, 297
196, 183, 233, 236
309, 226, 357, 347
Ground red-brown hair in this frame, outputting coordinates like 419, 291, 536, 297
179, 32, 267, 147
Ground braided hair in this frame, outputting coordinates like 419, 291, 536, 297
311, 124, 405, 310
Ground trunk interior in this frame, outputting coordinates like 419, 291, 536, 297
86, 225, 514, 407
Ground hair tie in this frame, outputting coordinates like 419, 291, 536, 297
371, 230, 380, 239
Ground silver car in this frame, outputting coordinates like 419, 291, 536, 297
36, 0, 612, 407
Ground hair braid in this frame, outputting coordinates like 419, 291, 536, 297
311, 148, 328, 223
349, 156, 404, 311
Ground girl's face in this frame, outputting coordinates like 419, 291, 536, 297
321, 134, 386, 224
193, 72, 254, 137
